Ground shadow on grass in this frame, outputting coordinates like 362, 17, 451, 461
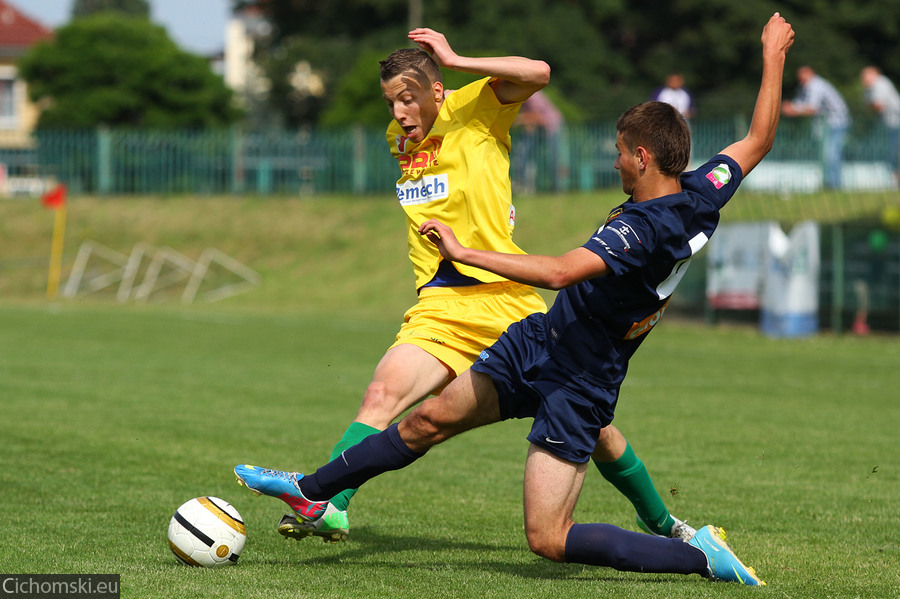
249, 526, 687, 584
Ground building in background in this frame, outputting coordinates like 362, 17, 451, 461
0, 1, 52, 146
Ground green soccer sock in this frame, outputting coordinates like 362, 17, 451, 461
593, 442, 676, 536
325, 421, 381, 512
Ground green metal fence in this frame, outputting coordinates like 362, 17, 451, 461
16, 127, 399, 196
0, 117, 895, 196
1, 119, 897, 331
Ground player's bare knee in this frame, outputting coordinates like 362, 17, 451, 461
403, 405, 451, 446
357, 381, 400, 426
361, 380, 389, 408
524, 527, 566, 563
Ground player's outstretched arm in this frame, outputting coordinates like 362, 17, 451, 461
720, 13, 795, 176
419, 219, 608, 290
408, 28, 550, 104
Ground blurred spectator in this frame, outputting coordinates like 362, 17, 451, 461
860, 65, 900, 181
650, 73, 694, 120
782, 66, 850, 189
513, 90, 565, 192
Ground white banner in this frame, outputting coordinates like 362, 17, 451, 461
760, 221, 820, 337
706, 222, 770, 310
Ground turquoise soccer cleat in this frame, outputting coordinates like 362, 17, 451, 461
234, 464, 327, 522
277, 503, 350, 543
688, 525, 766, 585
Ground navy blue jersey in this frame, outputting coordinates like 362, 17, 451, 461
544, 154, 743, 387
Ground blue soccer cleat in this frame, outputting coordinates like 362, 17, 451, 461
688, 525, 766, 585
234, 464, 327, 522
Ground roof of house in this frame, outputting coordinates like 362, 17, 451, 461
0, 0, 53, 54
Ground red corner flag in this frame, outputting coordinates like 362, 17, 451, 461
42, 184, 67, 209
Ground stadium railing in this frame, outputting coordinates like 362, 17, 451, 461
0, 120, 896, 331
0, 118, 895, 197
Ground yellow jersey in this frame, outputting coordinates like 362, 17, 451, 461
387, 77, 528, 289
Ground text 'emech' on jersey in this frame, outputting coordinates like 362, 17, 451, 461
396, 174, 450, 206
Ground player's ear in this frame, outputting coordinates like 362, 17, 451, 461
636, 146, 651, 170
433, 81, 444, 102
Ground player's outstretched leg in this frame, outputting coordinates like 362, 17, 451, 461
234, 465, 328, 522
274, 422, 376, 543
687, 525, 766, 585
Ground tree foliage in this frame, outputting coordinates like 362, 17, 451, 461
72, 0, 150, 18
239, 0, 900, 127
19, 14, 240, 129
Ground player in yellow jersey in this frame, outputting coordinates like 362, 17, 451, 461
276, 28, 693, 543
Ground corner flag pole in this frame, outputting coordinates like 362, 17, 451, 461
43, 184, 68, 300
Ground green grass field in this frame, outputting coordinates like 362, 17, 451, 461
2, 306, 898, 598
2, 188, 898, 311
1, 192, 899, 597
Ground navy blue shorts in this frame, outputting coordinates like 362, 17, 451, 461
470, 313, 618, 463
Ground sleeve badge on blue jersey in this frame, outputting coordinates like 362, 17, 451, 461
705, 164, 732, 189
605, 206, 624, 224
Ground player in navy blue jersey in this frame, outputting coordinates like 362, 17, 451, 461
235, 13, 794, 585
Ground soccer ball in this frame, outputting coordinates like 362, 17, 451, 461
167, 497, 246, 567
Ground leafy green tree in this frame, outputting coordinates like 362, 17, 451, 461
19, 14, 239, 129
72, 0, 150, 18
232, 0, 409, 128
236, 0, 900, 125
234, 0, 407, 46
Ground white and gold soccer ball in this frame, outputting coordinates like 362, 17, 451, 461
167, 497, 246, 567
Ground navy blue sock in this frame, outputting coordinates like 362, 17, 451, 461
564, 523, 709, 576
298, 423, 424, 501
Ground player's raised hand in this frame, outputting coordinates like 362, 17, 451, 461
762, 12, 794, 56
408, 28, 459, 69
419, 219, 465, 261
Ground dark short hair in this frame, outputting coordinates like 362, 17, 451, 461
616, 102, 691, 177
379, 48, 442, 84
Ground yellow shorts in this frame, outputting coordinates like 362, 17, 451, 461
390, 281, 548, 377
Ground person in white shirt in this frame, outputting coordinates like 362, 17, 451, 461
782, 66, 850, 189
651, 73, 694, 120
861, 65, 900, 180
